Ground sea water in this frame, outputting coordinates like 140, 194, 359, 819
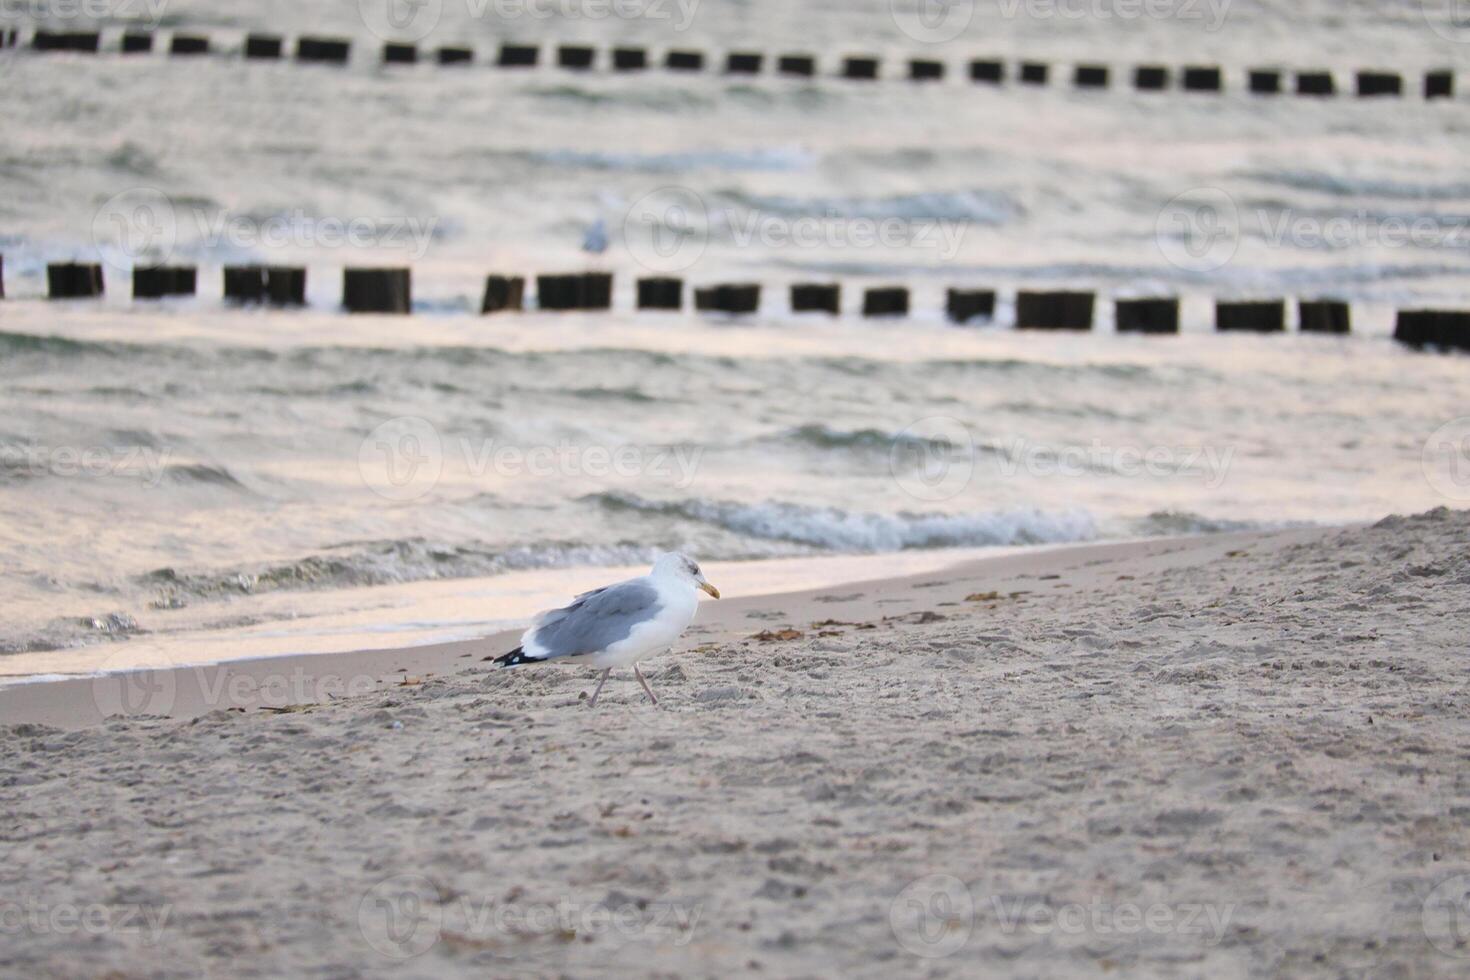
1, 0, 1466, 672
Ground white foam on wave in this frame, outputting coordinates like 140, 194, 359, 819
595, 492, 1099, 552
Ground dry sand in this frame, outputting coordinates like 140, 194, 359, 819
3, 510, 1469, 977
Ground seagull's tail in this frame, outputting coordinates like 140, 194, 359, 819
492, 646, 538, 668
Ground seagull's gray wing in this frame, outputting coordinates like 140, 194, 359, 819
526, 580, 662, 660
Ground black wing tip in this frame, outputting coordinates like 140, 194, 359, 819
490, 646, 538, 668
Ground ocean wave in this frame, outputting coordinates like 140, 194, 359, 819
134, 540, 664, 604
122, 499, 1101, 612
567, 385, 662, 404
764, 423, 960, 453
104, 141, 163, 178
722, 188, 1020, 224
589, 491, 1098, 552
0, 331, 124, 358
245, 379, 380, 398
86, 386, 159, 402
988, 400, 1144, 422
160, 463, 251, 490
0, 612, 141, 655
0, 454, 37, 486
0, 334, 709, 380
524, 146, 815, 173
527, 85, 719, 112
913, 357, 1157, 382
802, 354, 1159, 383
1243, 170, 1470, 201
1129, 510, 1278, 536
106, 428, 165, 448
0, 331, 244, 368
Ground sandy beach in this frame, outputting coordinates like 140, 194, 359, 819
4, 509, 1468, 976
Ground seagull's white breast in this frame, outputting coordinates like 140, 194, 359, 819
591, 575, 699, 669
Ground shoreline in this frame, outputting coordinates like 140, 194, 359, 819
0, 526, 1318, 730
0, 544, 1063, 684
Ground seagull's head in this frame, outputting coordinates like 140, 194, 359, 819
653, 552, 720, 599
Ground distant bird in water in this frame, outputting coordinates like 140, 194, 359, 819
582, 216, 608, 255
493, 553, 721, 707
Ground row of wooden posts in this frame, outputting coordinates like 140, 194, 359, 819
17, 260, 1470, 351
4, 28, 1457, 100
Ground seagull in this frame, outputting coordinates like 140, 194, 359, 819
494, 553, 720, 707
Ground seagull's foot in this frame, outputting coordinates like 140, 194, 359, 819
634, 664, 659, 706
587, 668, 612, 709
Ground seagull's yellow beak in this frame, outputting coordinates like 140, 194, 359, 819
699, 581, 721, 599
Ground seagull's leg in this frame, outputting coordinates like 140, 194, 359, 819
633, 664, 659, 706
587, 669, 612, 708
